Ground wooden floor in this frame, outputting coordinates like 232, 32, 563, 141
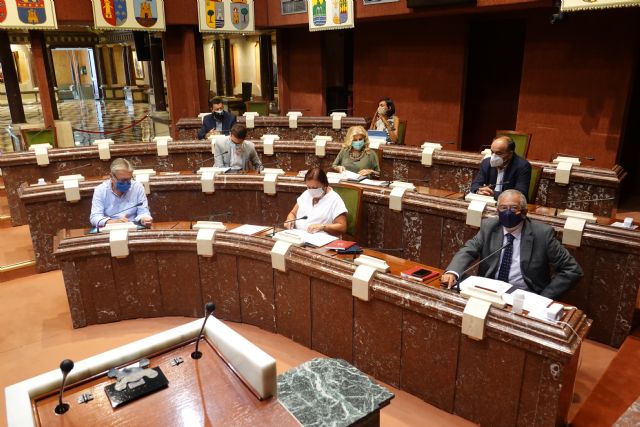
0, 224, 623, 427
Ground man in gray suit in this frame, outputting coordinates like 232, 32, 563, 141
214, 123, 263, 172
441, 189, 582, 299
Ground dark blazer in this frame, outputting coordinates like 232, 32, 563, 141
197, 111, 237, 139
470, 153, 532, 201
445, 217, 583, 299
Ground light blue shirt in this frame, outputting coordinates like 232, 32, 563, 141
89, 179, 151, 227
495, 223, 527, 290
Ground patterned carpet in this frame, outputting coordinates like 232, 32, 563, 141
0, 100, 152, 153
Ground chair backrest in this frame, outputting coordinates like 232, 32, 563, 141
396, 120, 407, 145
332, 183, 362, 241
19, 125, 56, 150
528, 166, 542, 203
496, 130, 531, 158
245, 101, 269, 116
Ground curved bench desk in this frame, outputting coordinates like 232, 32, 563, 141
53, 225, 590, 427
1, 139, 624, 226
20, 174, 639, 348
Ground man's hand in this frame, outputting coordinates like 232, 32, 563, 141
107, 216, 129, 224
477, 186, 494, 196
335, 166, 345, 173
358, 169, 373, 176
307, 223, 325, 234
440, 273, 458, 289
140, 216, 153, 227
206, 130, 221, 138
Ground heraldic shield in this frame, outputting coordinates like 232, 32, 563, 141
135, 0, 157, 28
231, 0, 249, 30
102, 0, 128, 27
205, 0, 224, 29
312, 0, 326, 26
17, 0, 46, 25
0, 0, 7, 23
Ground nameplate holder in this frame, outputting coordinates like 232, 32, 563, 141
389, 187, 407, 212
314, 135, 332, 157
461, 297, 492, 341
330, 112, 346, 130
481, 148, 492, 160
421, 142, 442, 167
155, 137, 172, 157
200, 171, 216, 194
562, 216, 587, 247
261, 168, 285, 176
369, 136, 386, 150
273, 230, 305, 246
196, 167, 227, 175
558, 209, 596, 223
102, 223, 137, 258
198, 112, 209, 123
464, 192, 497, 206
552, 156, 581, 185
466, 199, 487, 228
193, 221, 227, 258
263, 173, 278, 195
260, 134, 280, 156
243, 111, 259, 128
29, 143, 52, 167
270, 240, 293, 272
287, 111, 303, 128
354, 254, 390, 273
352, 264, 377, 301
92, 139, 114, 160
389, 181, 416, 191
56, 174, 85, 203
133, 169, 156, 195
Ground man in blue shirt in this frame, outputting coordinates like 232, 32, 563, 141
89, 158, 153, 228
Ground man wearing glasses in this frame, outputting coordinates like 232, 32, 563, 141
441, 189, 582, 299
89, 158, 153, 228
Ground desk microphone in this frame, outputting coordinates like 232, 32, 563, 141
97, 202, 144, 229
561, 197, 615, 204
445, 240, 514, 292
191, 302, 216, 360
550, 153, 595, 161
268, 215, 308, 237
190, 211, 232, 228
380, 178, 429, 188
54, 359, 74, 414
486, 181, 511, 189
192, 152, 228, 172
57, 163, 92, 175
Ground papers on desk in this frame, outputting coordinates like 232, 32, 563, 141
229, 224, 271, 236
276, 229, 338, 247
611, 221, 638, 230
459, 276, 512, 296
360, 179, 389, 187
502, 289, 553, 320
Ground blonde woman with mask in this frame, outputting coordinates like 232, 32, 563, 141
332, 126, 381, 177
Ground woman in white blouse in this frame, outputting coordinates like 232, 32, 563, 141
285, 167, 347, 236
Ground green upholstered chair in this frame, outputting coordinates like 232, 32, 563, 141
496, 130, 531, 159
19, 125, 56, 150
332, 183, 362, 241
528, 166, 542, 203
245, 101, 269, 116
396, 120, 407, 145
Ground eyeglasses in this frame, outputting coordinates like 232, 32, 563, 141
497, 205, 521, 213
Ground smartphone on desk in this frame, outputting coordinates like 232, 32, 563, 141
411, 268, 433, 278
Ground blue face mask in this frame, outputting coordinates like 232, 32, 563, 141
498, 210, 524, 228
115, 181, 131, 193
351, 140, 365, 150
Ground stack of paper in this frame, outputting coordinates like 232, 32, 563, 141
276, 229, 338, 247
229, 224, 271, 235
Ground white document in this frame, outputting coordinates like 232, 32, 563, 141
229, 224, 271, 236
360, 179, 389, 187
611, 221, 638, 230
459, 276, 512, 296
342, 170, 363, 181
502, 289, 553, 315
276, 229, 338, 247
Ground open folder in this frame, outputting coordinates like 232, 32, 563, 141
275, 229, 338, 247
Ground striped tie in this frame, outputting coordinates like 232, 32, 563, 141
497, 234, 515, 283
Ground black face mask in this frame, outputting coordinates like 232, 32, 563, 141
213, 110, 224, 118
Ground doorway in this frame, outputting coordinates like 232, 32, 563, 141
617, 45, 640, 203
461, 17, 526, 152
51, 48, 100, 101
322, 29, 353, 115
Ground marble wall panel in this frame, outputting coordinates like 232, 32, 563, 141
61, 261, 86, 328
311, 278, 353, 362
199, 253, 241, 322
274, 269, 312, 347
111, 253, 162, 320
238, 257, 276, 332
77, 255, 120, 325
157, 252, 202, 317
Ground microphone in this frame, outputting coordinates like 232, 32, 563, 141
97, 202, 144, 229
192, 152, 229, 172
445, 240, 514, 292
190, 211, 232, 228
191, 302, 216, 359
57, 163, 92, 175
550, 153, 595, 161
380, 178, 429, 188
561, 197, 615, 204
268, 215, 308, 237
54, 359, 74, 414
487, 180, 511, 189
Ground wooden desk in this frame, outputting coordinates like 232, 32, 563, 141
34, 338, 297, 426
21, 174, 639, 348
53, 226, 589, 427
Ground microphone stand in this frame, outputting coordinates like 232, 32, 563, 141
448, 240, 514, 292
267, 216, 308, 237
54, 359, 74, 414
191, 302, 216, 360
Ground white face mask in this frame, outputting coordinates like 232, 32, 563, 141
308, 187, 324, 198
490, 153, 504, 168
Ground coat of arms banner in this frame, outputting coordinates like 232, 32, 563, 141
307, 0, 354, 32
0, 0, 58, 30
92, 0, 166, 31
197, 0, 254, 33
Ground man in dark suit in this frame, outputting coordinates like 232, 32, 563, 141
197, 97, 237, 139
441, 190, 582, 299
470, 136, 532, 201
